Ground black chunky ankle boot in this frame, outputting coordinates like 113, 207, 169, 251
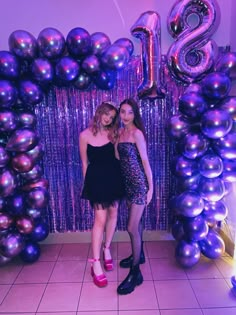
119, 246, 145, 268
117, 265, 143, 295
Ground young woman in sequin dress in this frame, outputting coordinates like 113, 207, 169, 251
116, 98, 153, 295
79, 102, 124, 288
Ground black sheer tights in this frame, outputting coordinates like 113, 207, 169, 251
127, 203, 145, 266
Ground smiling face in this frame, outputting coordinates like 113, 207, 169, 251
100, 109, 116, 128
119, 103, 135, 127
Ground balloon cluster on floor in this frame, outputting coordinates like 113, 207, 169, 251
167, 0, 236, 268
0, 26, 134, 265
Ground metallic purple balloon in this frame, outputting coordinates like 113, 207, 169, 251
199, 229, 225, 259
202, 200, 228, 224
0, 80, 18, 108
167, 0, 220, 83
17, 110, 37, 128
180, 132, 209, 160
25, 207, 43, 219
66, 27, 91, 57
168, 114, 190, 139
16, 216, 34, 234
101, 44, 130, 71
31, 58, 54, 83
20, 241, 41, 263
6, 193, 25, 216
176, 190, 204, 217
202, 72, 231, 101
171, 219, 185, 241
25, 143, 44, 162
26, 187, 49, 209
0, 212, 13, 230
198, 154, 223, 178
8, 30, 38, 59
21, 164, 43, 181
175, 239, 201, 268
131, 11, 165, 99
11, 153, 35, 173
198, 177, 225, 202
183, 215, 209, 241
201, 109, 232, 139
90, 32, 111, 56
19, 80, 44, 105
74, 72, 92, 90
174, 155, 198, 177
220, 97, 236, 121
93, 69, 117, 90
114, 38, 134, 56
213, 131, 236, 159
37, 28, 65, 59
221, 159, 236, 182
0, 169, 17, 197
0, 51, 19, 79
184, 83, 202, 94
6, 128, 38, 152
177, 173, 201, 192
0, 145, 10, 168
22, 178, 49, 191
0, 253, 12, 265
55, 56, 79, 83
30, 219, 49, 242
179, 92, 207, 119
215, 52, 236, 80
0, 110, 18, 132
81, 55, 100, 74
0, 232, 24, 258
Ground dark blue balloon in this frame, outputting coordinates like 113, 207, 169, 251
93, 70, 116, 90
30, 219, 49, 242
202, 72, 231, 101
20, 241, 41, 263
0, 51, 19, 79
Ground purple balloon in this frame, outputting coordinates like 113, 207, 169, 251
82, 55, 100, 74
177, 173, 201, 192
22, 178, 49, 192
26, 187, 49, 209
215, 52, 236, 80
25, 143, 44, 162
179, 92, 207, 119
198, 177, 225, 202
0, 232, 24, 258
21, 164, 43, 181
0, 80, 18, 108
168, 115, 190, 139
30, 219, 49, 242
202, 72, 231, 101
16, 216, 34, 234
0, 145, 10, 168
17, 110, 37, 128
101, 44, 130, 70
221, 159, 236, 182
94, 69, 116, 90
9, 30, 38, 59
0, 253, 12, 265
184, 84, 202, 94
173, 155, 198, 177
0, 212, 13, 230
180, 132, 209, 160
175, 240, 201, 268
220, 97, 236, 122
201, 109, 232, 139
19, 80, 44, 105
11, 153, 35, 173
176, 190, 204, 217
91, 32, 111, 56
66, 27, 91, 57
202, 200, 228, 224
213, 131, 236, 159
37, 27, 65, 59
20, 241, 40, 263
6, 128, 38, 152
198, 154, 223, 178
6, 193, 25, 216
114, 38, 134, 56
199, 229, 225, 259
0, 110, 18, 132
74, 72, 92, 90
171, 219, 185, 241
55, 56, 79, 83
0, 51, 19, 79
0, 169, 17, 197
25, 207, 44, 219
31, 58, 54, 83
183, 215, 209, 241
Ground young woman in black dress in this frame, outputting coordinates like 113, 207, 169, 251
79, 102, 124, 287
116, 98, 153, 295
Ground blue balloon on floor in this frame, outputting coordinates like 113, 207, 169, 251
20, 241, 41, 263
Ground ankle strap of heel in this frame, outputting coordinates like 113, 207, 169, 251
88, 258, 100, 263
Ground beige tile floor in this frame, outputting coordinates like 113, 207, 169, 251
0, 240, 236, 314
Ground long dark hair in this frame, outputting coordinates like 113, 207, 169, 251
119, 98, 146, 139
89, 102, 119, 143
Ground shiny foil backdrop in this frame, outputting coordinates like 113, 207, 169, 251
35, 56, 183, 232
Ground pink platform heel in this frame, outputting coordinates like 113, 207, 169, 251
89, 258, 108, 288
103, 245, 113, 271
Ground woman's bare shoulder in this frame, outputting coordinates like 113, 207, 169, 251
80, 128, 92, 140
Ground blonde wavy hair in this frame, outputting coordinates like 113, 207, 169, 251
89, 102, 119, 143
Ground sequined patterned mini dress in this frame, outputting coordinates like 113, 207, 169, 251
117, 142, 148, 205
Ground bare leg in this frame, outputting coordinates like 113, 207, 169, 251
104, 202, 118, 260
92, 207, 107, 275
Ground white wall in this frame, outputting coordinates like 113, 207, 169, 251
0, 0, 233, 54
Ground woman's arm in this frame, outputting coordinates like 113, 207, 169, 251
79, 131, 88, 178
134, 129, 153, 205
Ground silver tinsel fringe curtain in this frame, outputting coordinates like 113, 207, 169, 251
35, 56, 182, 232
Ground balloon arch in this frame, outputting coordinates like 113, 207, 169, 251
1, 0, 236, 267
